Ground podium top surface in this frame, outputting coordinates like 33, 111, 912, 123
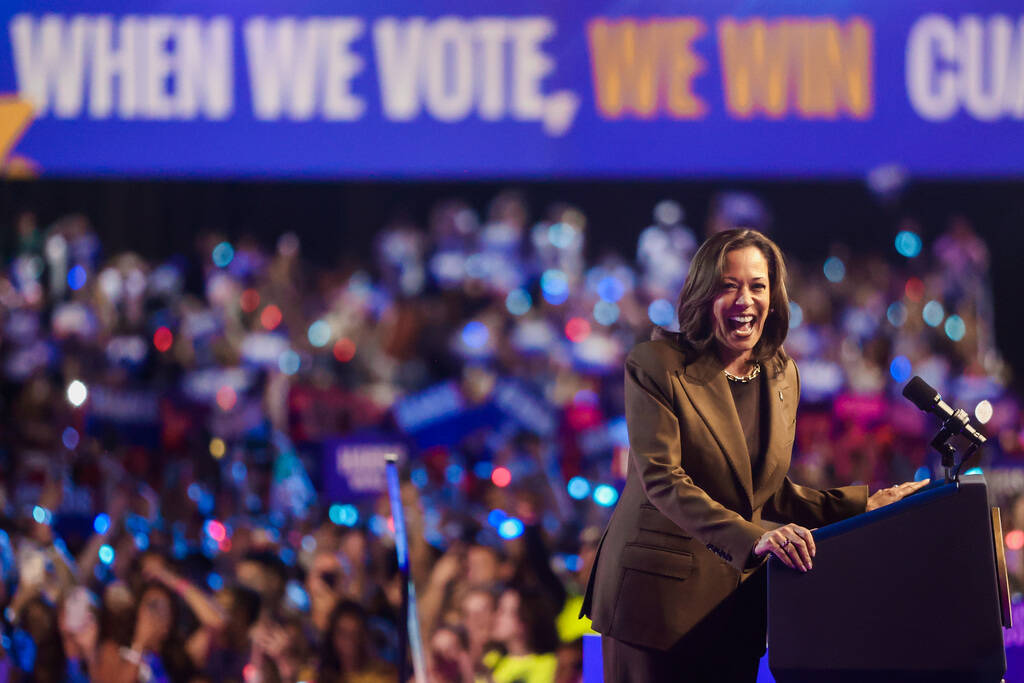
812, 474, 985, 542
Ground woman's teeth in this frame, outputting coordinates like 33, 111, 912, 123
729, 315, 754, 333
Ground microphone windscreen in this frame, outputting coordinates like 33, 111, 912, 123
902, 376, 936, 411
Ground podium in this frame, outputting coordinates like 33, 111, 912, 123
768, 474, 1011, 683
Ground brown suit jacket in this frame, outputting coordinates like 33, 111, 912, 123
581, 340, 867, 651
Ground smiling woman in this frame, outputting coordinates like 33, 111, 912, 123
580, 228, 925, 683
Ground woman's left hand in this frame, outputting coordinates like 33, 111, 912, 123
866, 479, 930, 512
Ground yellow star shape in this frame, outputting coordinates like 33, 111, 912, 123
0, 95, 37, 176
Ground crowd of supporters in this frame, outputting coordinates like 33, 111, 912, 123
0, 189, 1018, 682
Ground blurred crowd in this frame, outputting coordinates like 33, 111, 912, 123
0, 189, 1021, 682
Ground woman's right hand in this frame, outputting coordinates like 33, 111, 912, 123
753, 523, 815, 572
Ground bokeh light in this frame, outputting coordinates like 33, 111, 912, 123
212, 242, 234, 268
567, 477, 591, 500
922, 300, 945, 327
905, 278, 925, 301
593, 300, 619, 326
209, 437, 226, 459
67, 265, 87, 291
913, 466, 931, 482
565, 317, 591, 342
62, 426, 79, 449
540, 270, 570, 305
67, 380, 88, 407
823, 257, 845, 283
894, 231, 922, 258
216, 385, 237, 411
498, 518, 525, 540
329, 504, 359, 526
975, 400, 993, 424
648, 299, 675, 327
93, 513, 110, 535
944, 314, 965, 341
1007, 530, 1024, 551
597, 276, 625, 303
260, 305, 282, 330
889, 356, 912, 383
593, 484, 619, 507
205, 520, 227, 542
506, 289, 532, 316
886, 302, 907, 327
488, 509, 507, 528
278, 350, 301, 375
307, 320, 331, 347
240, 288, 260, 313
491, 467, 512, 488
99, 545, 115, 565
461, 321, 489, 349
333, 338, 356, 362
153, 326, 173, 352
788, 301, 803, 328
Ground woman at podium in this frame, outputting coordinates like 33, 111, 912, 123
581, 229, 926, 682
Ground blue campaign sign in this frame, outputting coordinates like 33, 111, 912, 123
323, 433, 408, 500
0, 0, 1022, 177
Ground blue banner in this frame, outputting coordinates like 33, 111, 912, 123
1, 1, 1022, 177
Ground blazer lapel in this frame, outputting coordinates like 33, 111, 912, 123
677, 354, 753, 508
756, 364, 793, 495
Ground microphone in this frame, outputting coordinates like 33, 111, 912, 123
902, 376, 987, 445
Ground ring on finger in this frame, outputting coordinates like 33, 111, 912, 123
780, 538, 790, 547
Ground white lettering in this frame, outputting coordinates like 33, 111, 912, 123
906, 14, 958, 121
373, 17, 426, 121
907, 13, 1024, 122
10, 13, 89, 118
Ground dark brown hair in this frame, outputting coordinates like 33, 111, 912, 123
653, 228, 790, 375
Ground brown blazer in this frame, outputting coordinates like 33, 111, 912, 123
581, 339, 867, 651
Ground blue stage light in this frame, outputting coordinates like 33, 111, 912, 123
474, 461, 494, 479
488, 509, 508, 528
212, 242, 234, 268
944, 315, 966, 341
597, 276, 625, 303
914, 466, 931, 482
593, 484, 619, 507
94, 513, 110, 535
648, 299, 675, 327
788, 301, 803, 328
307, 320, 331, 347
922, 300, 944, 327
99, 545, 115, 565
461, 321, 489, 349
894, 231, 922, 258
67, 265, 87, 291
886, 302, 908, 327
445, 464, 464, 484
823, 257, 845, 283
889, 356, 912, 383
567, 477, 591, 500
594, 300, 619, 326
498, 518, 525, 540
506, 289, 532, 316
541, 270, 570, 305
278, 350, 301, 375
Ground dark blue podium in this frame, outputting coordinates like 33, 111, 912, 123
768, 474, 1011, 682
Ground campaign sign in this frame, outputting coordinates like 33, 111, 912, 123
1, 0, 1023, 177
323, 433, 408, 500
393, 380, 503, 449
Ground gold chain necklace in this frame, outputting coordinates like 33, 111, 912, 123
724, 362, 761, 383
